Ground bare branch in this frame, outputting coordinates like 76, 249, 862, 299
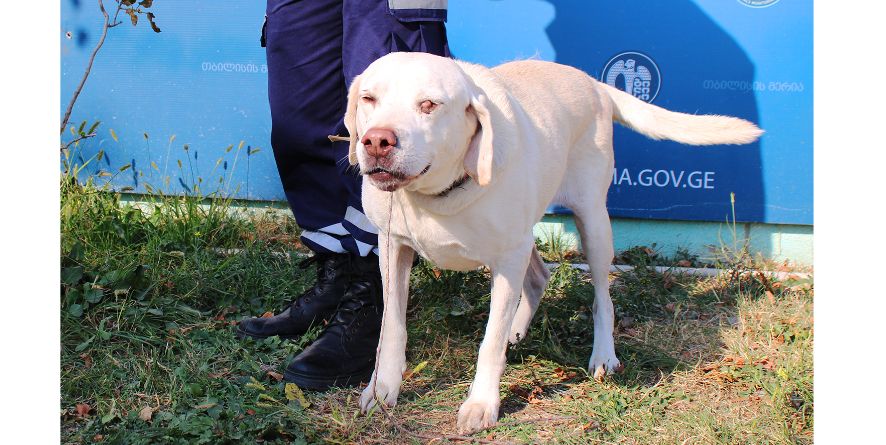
112, 0, 123, 25
60, 0, 117, 135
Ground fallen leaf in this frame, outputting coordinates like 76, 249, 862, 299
138, 406, 154, 422
755, 357, 777, 370
701, 363, 719, 372
261, 311, 274, 318
80, 353, 93, 369
527, 383, 544, 403
676, 259, 692, 267
402, 360, 428, 381
246, 409, 256, 415
766, 290, 775, 304
432, 268, 442, 279
284, 383, 311, 408
508, 384, 530, 399
664, 302, 676, 313
267, 371, 284, 382
93, 434, 104, 442
75, 403, 91, 417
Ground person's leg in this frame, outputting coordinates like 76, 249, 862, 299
266, 0, 449, 257
265, 0, 354, 254
333, 0, 450, 249
283, 0, 451, 390
238, 0, 361, 341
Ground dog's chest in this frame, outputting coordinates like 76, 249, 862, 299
393, 214, 483, 272
410, 241, 482, 272
367, 192, 484, 272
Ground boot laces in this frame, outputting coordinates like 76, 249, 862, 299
286, 254, 344, 311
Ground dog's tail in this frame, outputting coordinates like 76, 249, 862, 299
600, 82, 763, 146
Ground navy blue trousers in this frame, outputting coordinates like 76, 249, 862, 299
265, 0, 450, 256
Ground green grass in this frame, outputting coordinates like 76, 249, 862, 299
60, 180, 813, 444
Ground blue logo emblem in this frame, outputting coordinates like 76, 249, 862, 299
737, 0, 780, 8
602, 51, 661, 103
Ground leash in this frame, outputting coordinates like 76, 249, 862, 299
368, 188, 394, 409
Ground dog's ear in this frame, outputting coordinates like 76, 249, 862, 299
464, 94, 495, 186
343, 74, 362, 165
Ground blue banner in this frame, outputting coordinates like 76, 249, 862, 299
61, 0, 812, 224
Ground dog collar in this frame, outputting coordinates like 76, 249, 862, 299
436, 174, 471, 198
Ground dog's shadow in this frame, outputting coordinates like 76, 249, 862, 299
401, 262, 741, 417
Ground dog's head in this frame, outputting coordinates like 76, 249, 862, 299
345, 53, 502, 194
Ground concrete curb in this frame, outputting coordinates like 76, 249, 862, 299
551, 262, 812, 281
211, 248, 812, 281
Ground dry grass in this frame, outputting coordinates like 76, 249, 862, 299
276, 267, 814, 445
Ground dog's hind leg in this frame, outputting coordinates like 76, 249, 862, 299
572, 201, 622, 381
509, 244, 550, 344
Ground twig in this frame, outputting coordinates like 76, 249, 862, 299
60, 0, 121, 135
61, 133, 97, 152
110, 2, 124, 27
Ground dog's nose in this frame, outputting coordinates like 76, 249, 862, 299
361, 128, 397, 159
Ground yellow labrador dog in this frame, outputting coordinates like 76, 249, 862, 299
345, 52, 761, 433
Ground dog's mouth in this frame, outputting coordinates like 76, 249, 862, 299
364, 164, 431, 191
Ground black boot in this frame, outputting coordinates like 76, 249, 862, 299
283, 255, 383, 390
236, 253, 354, 340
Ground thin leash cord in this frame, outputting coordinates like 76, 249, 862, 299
368, 190, 394, 406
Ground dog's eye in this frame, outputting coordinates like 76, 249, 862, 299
361, 95, 376, 105
420, 100, 438, 114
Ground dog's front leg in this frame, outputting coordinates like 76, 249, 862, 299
359, 235, 414, 413
457, 249, 530, 434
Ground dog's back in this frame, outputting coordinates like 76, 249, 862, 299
492, 60, 610, 144
494, 59, 762, 147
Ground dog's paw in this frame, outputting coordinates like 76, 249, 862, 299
456, 397, 500, 434
588, 352, 623, 382
359, 373, 402, 413
508, 328, 526, 345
